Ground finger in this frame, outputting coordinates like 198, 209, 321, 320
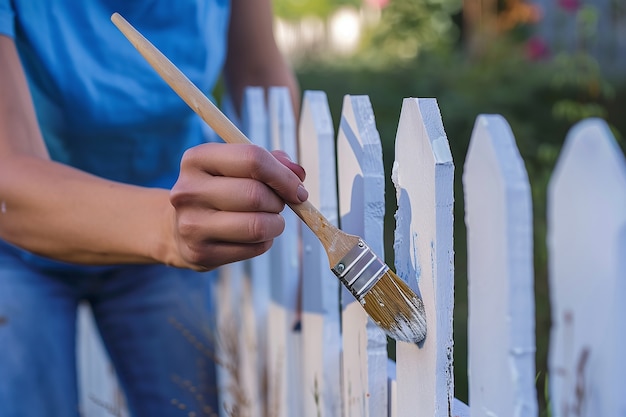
176, 209, 285, 245
272, 150, 306, 182
182, 240, 274, 271
182, 143, 308, 204
171, 174, 285, 213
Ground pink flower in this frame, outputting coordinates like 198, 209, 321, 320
365, 0, 390, 8
525, 36, 550, 61
558, 0, 581, 13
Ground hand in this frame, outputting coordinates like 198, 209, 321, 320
169, 143, 307, 271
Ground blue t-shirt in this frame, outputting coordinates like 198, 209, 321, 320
0, 0, 230, 188
0, 0, 230, 270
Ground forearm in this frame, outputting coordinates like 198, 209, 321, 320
0, 155, 178, 267
0, 35, 177, 267
224, 0, 300, 115
225, 48, 300, 115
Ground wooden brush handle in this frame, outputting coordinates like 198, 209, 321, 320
111, 13, 347, 255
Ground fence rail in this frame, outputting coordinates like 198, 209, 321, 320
77, 88, 625, 417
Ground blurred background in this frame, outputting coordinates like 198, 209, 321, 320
269, 0, 626, 413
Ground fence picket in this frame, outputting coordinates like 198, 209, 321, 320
241, 86, 272, 416
463, 115, 537, 417
77, 303, 128, 417
214, 260, 245, 417
211, 88, 270, 417
298, 90, 343, 417
547, 118, 626, 417
336, 94, 388, 417
266, 87, 303, 417
391, 98, 454, 417
71, 77, 626, 417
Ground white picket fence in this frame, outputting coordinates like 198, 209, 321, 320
77, 88, 626, 417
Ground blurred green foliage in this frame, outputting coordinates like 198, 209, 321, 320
361, 0, 462, 61
273, 0, 361, 20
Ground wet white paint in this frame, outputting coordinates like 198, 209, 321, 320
393, 98, 455, 417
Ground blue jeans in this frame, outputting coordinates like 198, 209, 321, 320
0, 241, 219, 417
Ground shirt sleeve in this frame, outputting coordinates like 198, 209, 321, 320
0, 0, 15, 38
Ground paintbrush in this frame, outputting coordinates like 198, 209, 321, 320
111, 12, 426, 344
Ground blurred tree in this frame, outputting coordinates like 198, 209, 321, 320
365, 0, 462, 61
463, 0, 498, 51
497, 0, 542, 36
273, 0, 361, 20
464, 0, 543, 56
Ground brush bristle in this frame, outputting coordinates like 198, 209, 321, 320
361, 270, 427, 344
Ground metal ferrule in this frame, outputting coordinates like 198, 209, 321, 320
332, 240, 389, 300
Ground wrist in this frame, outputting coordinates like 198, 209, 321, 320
148, 189, 184, 268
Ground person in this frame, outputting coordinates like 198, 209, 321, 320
0, 1, 306, 416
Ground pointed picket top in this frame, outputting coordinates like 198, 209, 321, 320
392, 98, 454, 417
548, 118, 626, 417
266, 86, 303, 417
269, 86, 298, 159
298, 90, 342, 417
463, 115, 537, 417
242, 87, 270, 148
336, 94, 388, 417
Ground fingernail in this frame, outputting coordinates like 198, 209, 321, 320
297, 184, 309, 202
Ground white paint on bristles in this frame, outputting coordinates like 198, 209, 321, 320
337, 95, 388, 417
547, 118, 626, 417
463, 115, 537, 417
392, 98, 455, 417
298, 90, 342, 417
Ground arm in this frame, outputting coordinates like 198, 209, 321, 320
0, 35, 306, 271
0, 36, 170, 266
224, 0, 300, 116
